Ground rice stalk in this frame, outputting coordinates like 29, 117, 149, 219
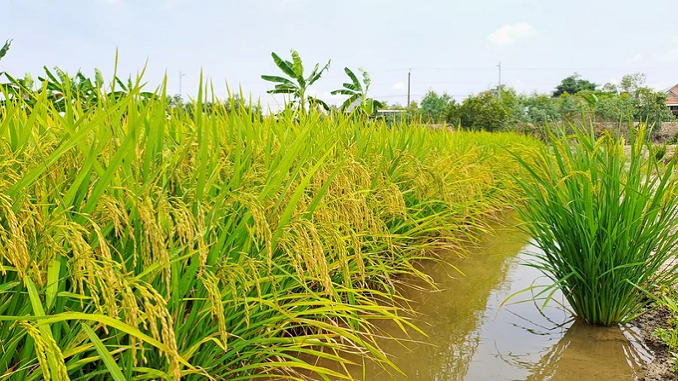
0, 73, 541, 379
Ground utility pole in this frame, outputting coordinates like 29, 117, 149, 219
497, 62, 502, 101
407, 69, 411, 107
179, 71, 186, 95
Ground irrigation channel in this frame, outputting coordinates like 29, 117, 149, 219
309, 215, 654, 380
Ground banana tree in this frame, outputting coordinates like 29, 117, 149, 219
0, 40, 11, 61
0, 72, 34, 102
331, 67, 384, 115
1, 66, 153, 111
37, 67, 154, 111
261, 49, 330, 116
0, 40, 34, 103
38, 67, 104, 110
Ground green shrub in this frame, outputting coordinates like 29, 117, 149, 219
513, 124, 678, 326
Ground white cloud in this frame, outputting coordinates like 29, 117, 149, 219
487, 23, 536, 45
626, 54, 644, 63
654, 48, 678, 63
392, 82, 405, 90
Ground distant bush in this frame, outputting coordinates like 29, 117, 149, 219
447, 91, 508, 132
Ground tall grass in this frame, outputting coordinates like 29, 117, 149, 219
513, 124, 678, 326
0, 75, 540, 380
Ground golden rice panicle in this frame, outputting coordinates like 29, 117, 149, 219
0, 79, 543, 380
200, 270, 229, 348
17, 322, 69, 381
0, 196, 31, 281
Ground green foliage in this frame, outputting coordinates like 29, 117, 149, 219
0, 39, 11, 61
448, 91, 508, 131
496, 87, 522, 119
520, 93, 561, 124
420, 90, 452, 123
654, 143, 668, 161
0, 77, 541, 380
652, 290, 678, 373
473, 74, 675, 133
1, 65, 154, 111
513, 124, 678, 326
619, 72, 647, 95
379, 101, 422, 124
634, 87, 676, 126
166, 93, 263, 120
403, 72, 671, 131
654, 324, 678, 371
0, 72, 34, 102
330, 67, 384, 115
552, 72, 597, 97
589, 92, 635, 122
554, 92, 584, 121
261, 49, 330, 116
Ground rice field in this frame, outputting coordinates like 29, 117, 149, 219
0, 80, 541, 380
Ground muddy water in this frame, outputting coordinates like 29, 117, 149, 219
316, 219, 653, 380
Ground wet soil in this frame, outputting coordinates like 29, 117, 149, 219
635, 306, 678, 381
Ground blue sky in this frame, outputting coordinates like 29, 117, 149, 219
3, 0, 677, 110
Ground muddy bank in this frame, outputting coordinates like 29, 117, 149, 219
635, 306, 678, 381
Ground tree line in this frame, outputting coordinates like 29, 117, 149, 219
386, 73, 676, 131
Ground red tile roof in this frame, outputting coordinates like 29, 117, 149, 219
667, 85, 678, 105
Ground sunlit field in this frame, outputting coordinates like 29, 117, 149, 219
0, 79, 542, 380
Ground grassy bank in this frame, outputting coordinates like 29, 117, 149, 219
0, 83, 540, 380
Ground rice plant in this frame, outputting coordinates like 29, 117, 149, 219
0, 71, 540, 380
513, 124, 678, 326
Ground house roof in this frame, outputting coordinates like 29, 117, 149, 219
666, 84, 678, 105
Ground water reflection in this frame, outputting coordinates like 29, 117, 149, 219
513, 322, 651, 380
307, 219, 652, 380
457, 241, 651, 381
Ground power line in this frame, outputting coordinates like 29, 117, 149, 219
409, 66, 654, 71
322, 68, 411, 79
372, 93, 471, 98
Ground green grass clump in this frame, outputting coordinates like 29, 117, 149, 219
654, 143, 668, 162
652, 291, 678, 373
513, 124, 678, 326
0, 75, 540, 380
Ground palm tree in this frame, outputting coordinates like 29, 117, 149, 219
261, 49, 330, 116
331, 67, 384, 115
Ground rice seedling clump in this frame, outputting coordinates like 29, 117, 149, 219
514, 125, 678, 326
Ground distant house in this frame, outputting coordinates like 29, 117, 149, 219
666, 85, 678, 118
376, 109, 406, 118
374, 109, 407, 122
